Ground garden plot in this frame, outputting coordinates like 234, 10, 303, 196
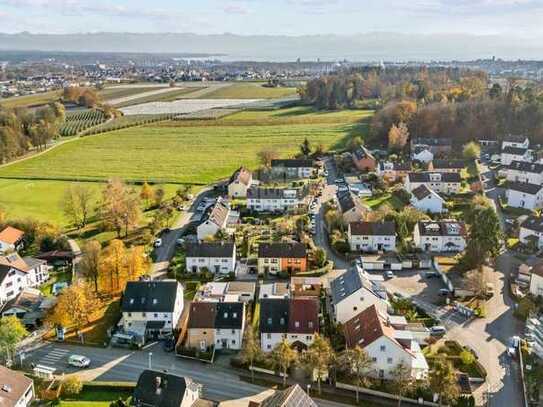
119, 99, 262, 116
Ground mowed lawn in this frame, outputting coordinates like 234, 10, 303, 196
0, 107, 373, 185
199, 83, 299, 99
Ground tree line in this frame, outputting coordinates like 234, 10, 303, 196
0, 102, 65, 163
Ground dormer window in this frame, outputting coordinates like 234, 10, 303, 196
224, 312, 228, 318
153, 299, 157, 305
280, 317, 285, 325
129, 299, 134, 304
267, 317, 272, 325
233, 313, 237, 318
295, 321, 300, 328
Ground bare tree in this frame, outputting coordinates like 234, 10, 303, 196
62, 184, 95, 229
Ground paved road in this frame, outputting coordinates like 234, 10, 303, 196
150, 187, 213, 279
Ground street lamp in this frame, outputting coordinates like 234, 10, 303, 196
306, 384, 311, 396
148, 352, 152, 370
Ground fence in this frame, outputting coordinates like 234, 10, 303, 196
336, 382, 442, 407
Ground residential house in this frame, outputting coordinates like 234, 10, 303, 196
404, 172, 462, 195
195, 281, 256, 303
251, 384, 317, 407
410, 137, 452, 162
259, 298, 319, 352
347, 221, 396, 252
0, 253, 50, 306
501, 146, 532, 166
520, 216, 543, 249
224, 281, 256, 303
336, 191, 370, 224
185, 242, 236, 274
501, 161, 543, 185
120, 281, 184, 340
529, 263, 543, 298
0, 365, 34, 407
214, 302, 245, 350
376, 161, 411, 182
343, 305, 429, 380
352, 146, 376, 172
247, 187, 307, 213
329, 267, 389, 324
197, 198, 231, 241
411, 146, 433, 163
1, 287, 55, 329
409, 184, 445, 214
504, 181, 543, 210
413, 220, 467, 253
259, 282, 290, 300
502, 134, 530, 150
271, 159, 314, 179
227, 167, 253, 198
428, 159, 466, 173
186, 302, 217, 351
0, 226, 25, 253
290, 277, 321, 298
133, 370, 201, 407
257, 242, 307, 275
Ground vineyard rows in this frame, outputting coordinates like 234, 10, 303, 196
80, 114, 178, 136
59, 109, 107, 137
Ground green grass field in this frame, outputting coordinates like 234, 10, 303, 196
0, 90, 62, 108
98, 86, 162, 101
198, 83, 298, 99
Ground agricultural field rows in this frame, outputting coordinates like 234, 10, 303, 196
119, 98, 262, 115
197, 83, 298, 99
112, 87, 204, 107
60, 109, 107, 136
98, 86, 166, 101
81, 113, 178, 135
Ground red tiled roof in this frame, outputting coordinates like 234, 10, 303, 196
0, 226, 24, 245
288, 298, 319, 334
343, 305, 394, 349
188, 302, 217, 329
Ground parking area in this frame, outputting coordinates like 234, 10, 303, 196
379, 269, 446, 305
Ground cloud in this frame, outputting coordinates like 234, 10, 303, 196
223, 3, 250, 14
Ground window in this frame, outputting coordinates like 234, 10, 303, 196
154, 313, 158, 318
295, 321, 300, 328
231, 329, 235, 334
380, 345, 386, 352
203, 331, 207, 335
142, 312, 146, 317
308, 321, 313, 329
127, 312, 132, 317
306, 335, 312, 340
372, 357, 377, 363
232, 339, 236, 344
267, 317, 272, 325
267, 333, 271, 339
387, 357, 393, 364
353, 306, 358, 311
267, 344, 271, 349
280, 317, 285, 325
233, 312, 237, 318
224, 312, 228, 318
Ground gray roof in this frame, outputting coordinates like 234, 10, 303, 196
349, 221, 395, 236
431, 159, 466, 169
121, 281, 180, 313
215, 302, 244, 329
247, 187, 306, 200
352, 146, 375, 161
502, 146, 528, 155
134, 370, 194, 407
521, 216, 543, 233
412, 137, 452, 147
258, 242, 306, 259
505, 181, 543, 195
271, 159, 314, 168
503, 134, 528, 143
407, 172, 461, 183
260, 299, 289, 333
336, 191, 361, 213
330, 268, 362, 305
185, 242, 235, 258
417, 221, 465, 236
411, 184, 434, 201
22, 257, 46, 269
505, 161, 543, 174
260, 384, 317, 407
0, 366, 33, 407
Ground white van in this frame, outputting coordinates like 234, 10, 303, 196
68, 354, 91, 368
430, 326, 447, 337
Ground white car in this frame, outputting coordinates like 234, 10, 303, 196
68, 354, 91, 368
176, 238, 185, 246
154, 238, 163, 247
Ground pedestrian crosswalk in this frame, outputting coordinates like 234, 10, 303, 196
38, 347, 70, 366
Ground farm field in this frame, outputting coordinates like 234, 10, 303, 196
119, 98, 261, 115
113, 87, 205, 107
60, 109, 107, 136
99, 86, 166, 101
0, 107, 373, 185
0, 90, 62, 108
199, 83, 298, 99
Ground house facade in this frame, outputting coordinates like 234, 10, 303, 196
529, 263, 543, 298
121, 281, 184, 340
0, 226, 25, 254
347, 221, 396, 252
247, 187, 307, 213
0, 254, 50, 306
409, 184, 445, 214
501, 146, 532, 166
376, 161, 411, 182
501, 161, 543, 185
336, 191, 370, 224
502, 135, 529, 150
257, 242, 307, 275
185, 242, 236, 274
196, 198, 231, 241
413, 220, 466, 252
404, 172, 462, 195
0, 366, 34, 407
227, 167, 253, 198
271, 159, 314, 179
520, 216, 543, 249
505, 182, 543, 210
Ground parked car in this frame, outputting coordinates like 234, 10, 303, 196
154, 238, 163, 248
68, 355, 91, 368
425, 271, 439, 278
176, 238, 185, 246
384, 270, 394, 279
439, 288, 451, 296
430, 326, 447, 337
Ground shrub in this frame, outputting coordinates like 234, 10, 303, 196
62, 376, 83, 397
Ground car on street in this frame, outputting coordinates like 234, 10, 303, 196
384, 270, 394, 279
68, 354, 91, 368
425, 271, 439, 278
154, 238, 163, 247
430, 326, 447, 337
439, 288, 451, 296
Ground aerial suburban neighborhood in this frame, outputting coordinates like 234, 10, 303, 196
1, 4, 543, 407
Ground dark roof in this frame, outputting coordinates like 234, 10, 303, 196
22, 257, 46, 269
521, 216, 543, 233
260, 299, 289, 333
260, 384, 317, 407
0, 366, 33, 407
393, 162, 411, 171
411, 184, 434, 201
121, 281, 180, 313
417, 221, 465, 236
531, 262, 543, 279
258, 242, 306, 259
503, 134, 528, 143
188, 302, 217, 329
407, 172, 461, 183
185, 242, 235, 258
504, 161, 543, 174
271, 159, 314, 168
215, 302, 244, 329
349, 221, 395, 236
502, 146, 528, 155
431, 159, 466, 170
133, 370, 193, 407
352, 146, 375, 161
288, 298, 319, 334
247, 186, 306, 200
330, 268, 362, 305
412, 137, 452, 147
504, 181, 543, 195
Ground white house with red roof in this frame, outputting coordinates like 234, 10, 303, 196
343, 305, 429, 380
0, 226, 25, 253
0, 253, 50, 306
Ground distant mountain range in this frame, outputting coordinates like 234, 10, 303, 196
0, 32, 542, 61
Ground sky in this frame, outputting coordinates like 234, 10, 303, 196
1, 0, 543, 38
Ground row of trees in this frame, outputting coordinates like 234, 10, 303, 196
241, 329, 460, 406
0, 102, 65, 163
63, 86, 100, 108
